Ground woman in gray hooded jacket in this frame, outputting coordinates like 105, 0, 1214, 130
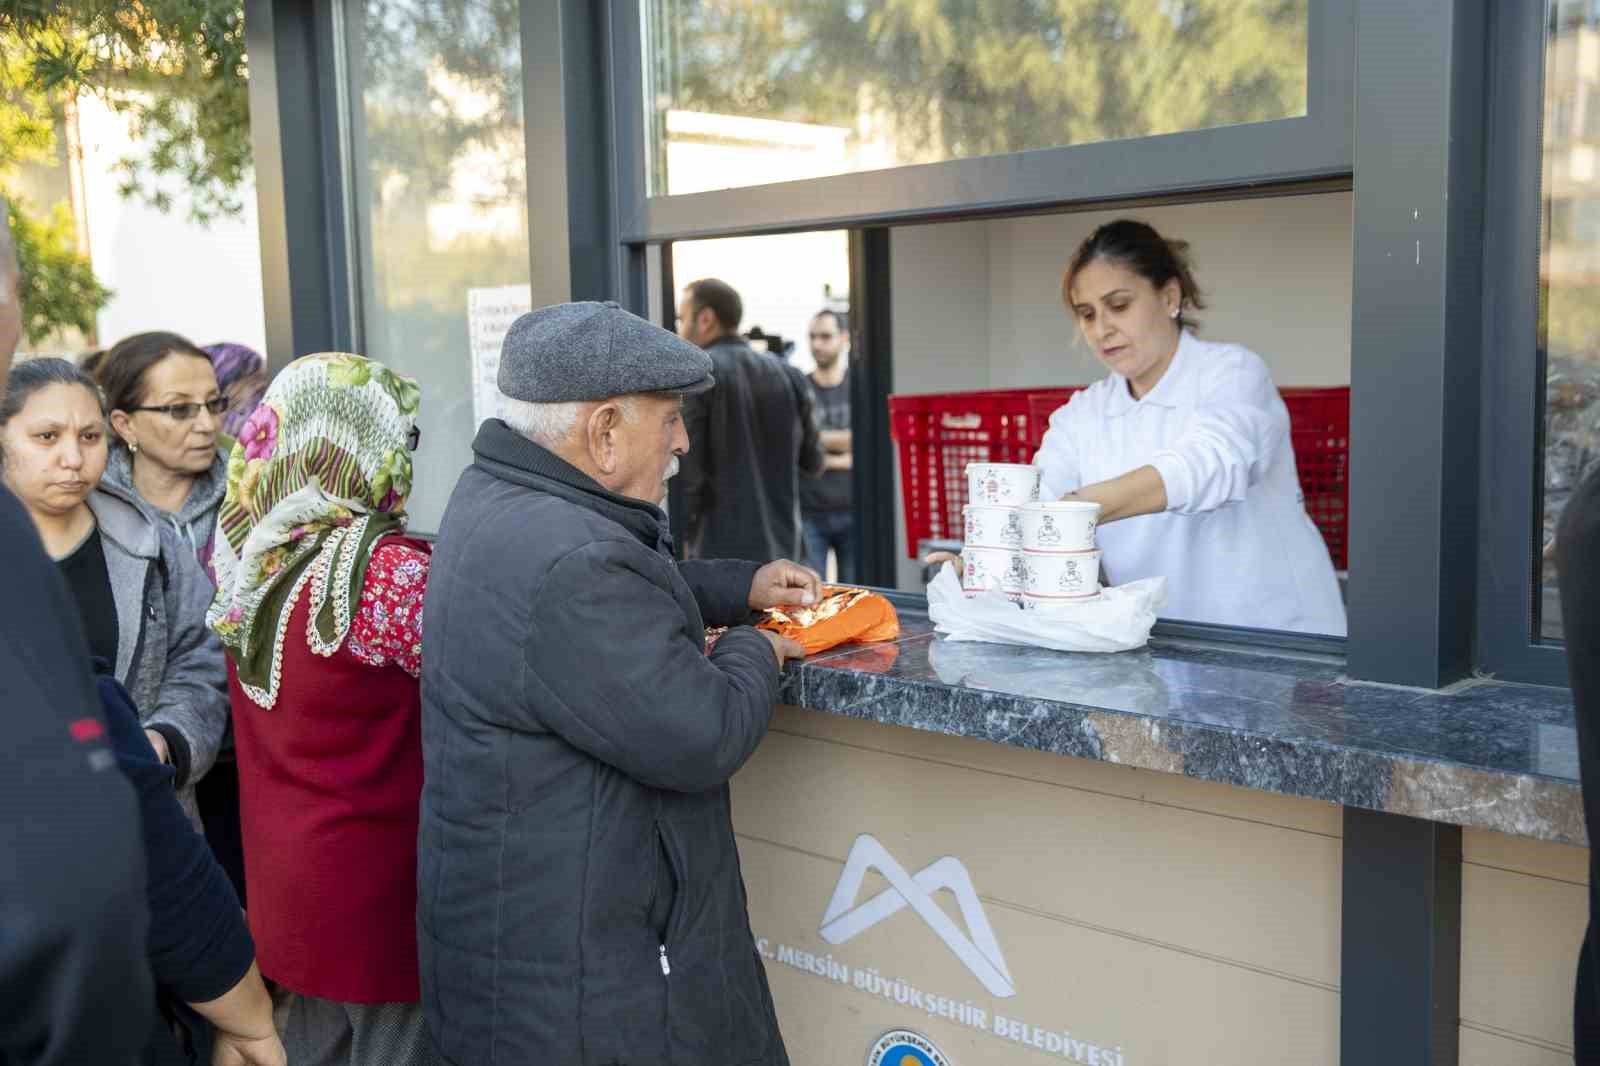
1, 358, 228, 825
96, 331, 231, 573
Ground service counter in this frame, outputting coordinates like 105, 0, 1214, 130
731, 600, 1586, 1066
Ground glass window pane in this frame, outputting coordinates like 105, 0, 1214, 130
643, 0, 1310, 197
889, 193, 1351, 637
349, 0, 530, 533
1539, 4, 1600, 642
666, 233, 854, 576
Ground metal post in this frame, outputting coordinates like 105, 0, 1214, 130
1345, 0, 1488, 686
848, 228, 897, 588
243, 0, 356, 372
1340, 808, 1462, 1066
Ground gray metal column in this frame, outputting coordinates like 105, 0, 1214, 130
244, 0, 357, 372
1345, 0, 1488, 687
521, 0, 618, 306
848, 228, 897, 588
1340, 809, 1462, 1066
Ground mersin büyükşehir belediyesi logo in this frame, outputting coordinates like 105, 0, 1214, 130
819, 834, 1015, 998
866, 1028, 951, 1066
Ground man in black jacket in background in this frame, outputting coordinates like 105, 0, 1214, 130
676, 278, 824, 563
1559, 465, 1600, 1062
0, 203, 154, 1065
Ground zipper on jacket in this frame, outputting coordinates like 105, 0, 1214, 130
659, 944, 671, 976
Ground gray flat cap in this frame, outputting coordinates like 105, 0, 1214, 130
498, 300, 715, 403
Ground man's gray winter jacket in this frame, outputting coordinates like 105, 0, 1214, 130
419, 419, 789, 1066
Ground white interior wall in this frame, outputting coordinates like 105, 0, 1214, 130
890, 220, 993, 588
985, 193, 1354, 390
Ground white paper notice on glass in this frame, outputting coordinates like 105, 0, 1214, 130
467, 284, 533, 426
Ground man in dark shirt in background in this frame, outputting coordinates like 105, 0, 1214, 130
800, 309, 854, 582
677, 278, 824, 563
0, 201, 154, 1065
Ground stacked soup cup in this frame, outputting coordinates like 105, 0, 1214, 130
960, 462, 1040, 601
1018, 500, 1102, 609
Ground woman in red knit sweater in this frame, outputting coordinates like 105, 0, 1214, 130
207, 353, 431, 1065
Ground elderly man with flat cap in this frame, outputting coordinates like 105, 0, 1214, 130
419, 301, 814, 1066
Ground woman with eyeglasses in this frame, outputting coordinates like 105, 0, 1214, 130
100, 331, 252, 906
98, 331, 233, 575
0, 358, 229, 827
208, 353, 433, 1065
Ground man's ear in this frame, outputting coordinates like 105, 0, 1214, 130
586, 401, 626, 474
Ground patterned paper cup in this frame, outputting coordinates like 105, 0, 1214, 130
963, 504, 1025, 549
1020, 500, 1101, 553
965, 462, 1042, 507
1021, 549, 1102, 600
1022, 591, 1102, 610
962, 545, 1026, 596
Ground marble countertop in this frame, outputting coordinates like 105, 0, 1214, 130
778, 605, 1586, 846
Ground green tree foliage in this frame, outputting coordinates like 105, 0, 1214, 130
11, 197, 112, 344
2, 0, 250, 222
658, 0, 1308, 170
0, 1, 249, 343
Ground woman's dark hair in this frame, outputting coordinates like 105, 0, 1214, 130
97, 330, 215, 418
1, 357, 106, 427
1062, 219, 1207, 329
0, 358, 106, 468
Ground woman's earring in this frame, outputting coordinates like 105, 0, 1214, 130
128, 440, 139, 453
1170, 308, 1179, 319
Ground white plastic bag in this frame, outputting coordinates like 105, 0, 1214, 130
926, 563, 1166, 653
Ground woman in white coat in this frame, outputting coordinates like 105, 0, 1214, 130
1032, 219, 1346, 635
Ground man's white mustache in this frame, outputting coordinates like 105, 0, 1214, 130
664, 456, 680, 480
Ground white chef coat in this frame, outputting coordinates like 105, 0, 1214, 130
1033, 330, 1347, 636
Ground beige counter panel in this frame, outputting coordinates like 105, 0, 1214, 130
742, 835, 1336, 1066
1459, 1028, 1574, 1066
734, 707, 1341, 1065
736, 708, 1591, 1066
1459, 828, 1587, 1061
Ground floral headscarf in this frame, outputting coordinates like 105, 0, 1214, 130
207, 352, 421, 707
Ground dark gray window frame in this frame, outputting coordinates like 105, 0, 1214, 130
249, 0, 1531, 691
1476, 0, 1570, 688
608, 0, 1354, 242
244, 0, 362, 372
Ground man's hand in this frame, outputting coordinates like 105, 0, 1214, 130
145, 728, 170, 764
749, 559, 822, 610
761, 631, 806, 668
212, 1031, 287, 1066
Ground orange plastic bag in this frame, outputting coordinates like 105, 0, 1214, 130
756, 586, 900, 655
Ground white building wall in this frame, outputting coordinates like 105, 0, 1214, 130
77, 94, 267, 354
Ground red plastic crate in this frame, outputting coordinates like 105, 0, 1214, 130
889, 390, 1036, 549
890, 386, 1351, 570
1280, 388, 1350, 571
1025, 389, 1082, 449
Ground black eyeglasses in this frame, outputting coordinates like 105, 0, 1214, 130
407, 425, 421, 452
129, 396, 229, 422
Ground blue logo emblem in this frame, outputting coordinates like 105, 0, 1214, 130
867, 1029, 951, 1066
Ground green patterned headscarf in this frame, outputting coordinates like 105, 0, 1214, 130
207, 352, 421, 707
